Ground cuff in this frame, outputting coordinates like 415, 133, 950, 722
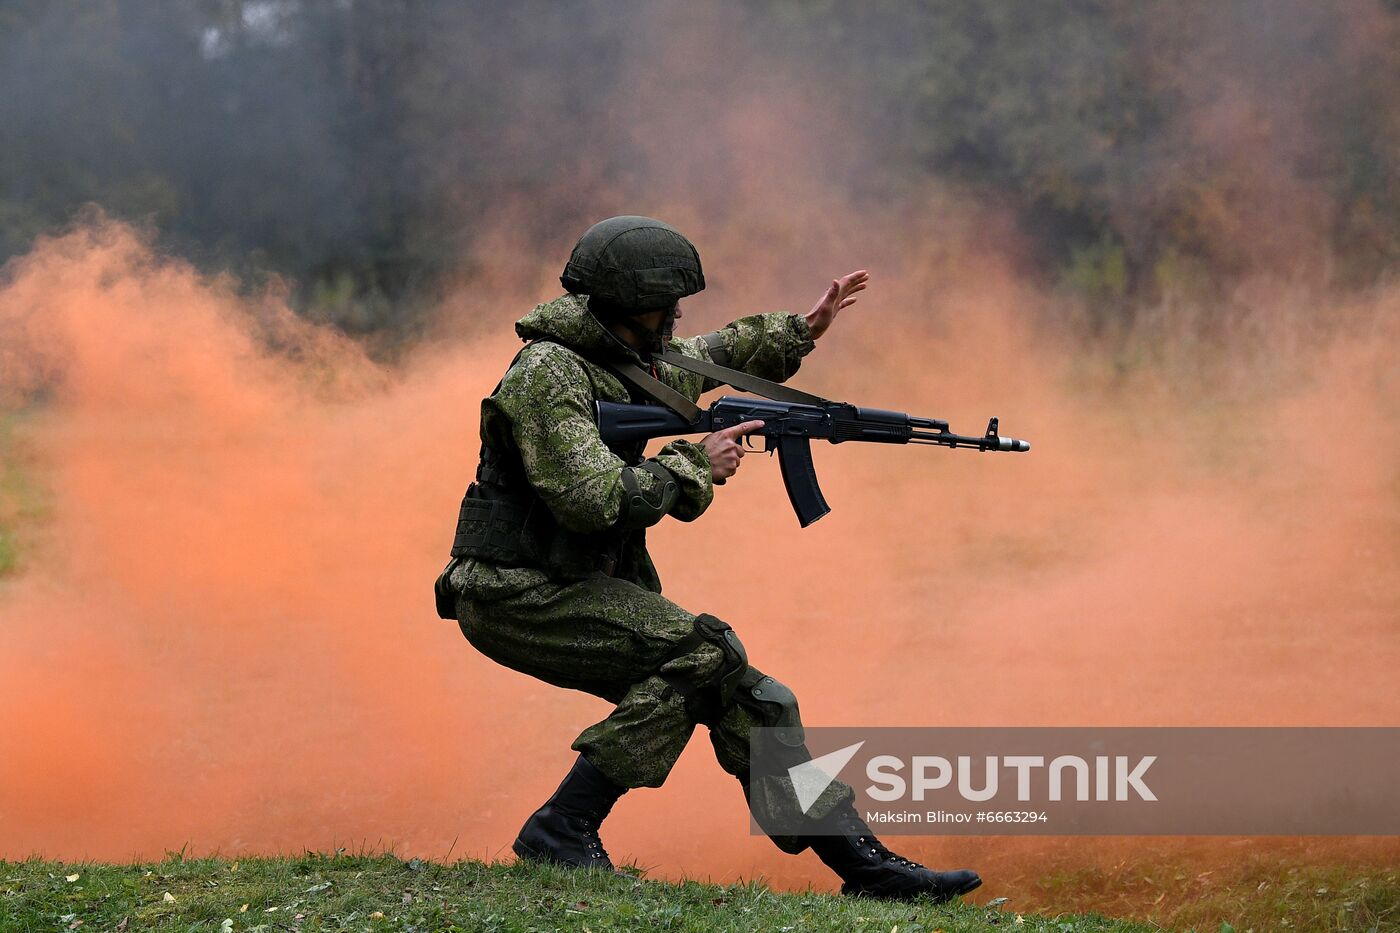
789, 313, 816, 358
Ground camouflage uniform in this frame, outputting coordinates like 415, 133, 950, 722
446, 293, 851, 848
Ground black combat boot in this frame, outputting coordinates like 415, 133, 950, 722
512, 754, 628, 871
808, 804, 982, 901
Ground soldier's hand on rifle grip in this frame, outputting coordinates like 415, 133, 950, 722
702, 420, 765, 485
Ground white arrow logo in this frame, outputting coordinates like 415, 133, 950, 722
787, 741, 865, 813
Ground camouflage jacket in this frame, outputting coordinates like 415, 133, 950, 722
451, 293, 814, 600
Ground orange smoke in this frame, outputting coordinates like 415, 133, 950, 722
1, 210, 1397, 916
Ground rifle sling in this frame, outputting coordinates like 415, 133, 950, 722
597, 346, 828, 425
656, 350, 828, 405
604, 360, 703, 422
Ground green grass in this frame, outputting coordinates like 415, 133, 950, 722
0, 853, 1154, 933
0, 411, 49, 578
1024, 856, 1400, 933
1164, 862, 1399, 933
7, 852, 1395, 932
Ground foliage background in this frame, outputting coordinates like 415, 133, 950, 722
4, 0, 1398, 339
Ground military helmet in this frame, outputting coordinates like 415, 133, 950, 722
560, 215, 705, 311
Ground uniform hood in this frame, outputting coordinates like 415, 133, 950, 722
514, 293, 643, 361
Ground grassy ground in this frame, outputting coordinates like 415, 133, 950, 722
5, 853, 1397, 933
1022, 855, 1399, 932
1, 853, 1156, 933
0, 411, 49, 578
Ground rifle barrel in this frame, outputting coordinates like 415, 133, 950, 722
909, 431, 1030, 452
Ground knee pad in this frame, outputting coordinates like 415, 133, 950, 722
656, 613, 748, 724
693, 614, 748, 702
737, 667, 805, 748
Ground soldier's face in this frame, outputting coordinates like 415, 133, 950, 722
637, 302, 681, 332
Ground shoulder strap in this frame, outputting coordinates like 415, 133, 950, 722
604, 361, 702, 422
516, 336, 704, 423
507, 336, 824, 424
655, 350, 828, 405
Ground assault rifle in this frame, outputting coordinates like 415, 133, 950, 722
596, 394, 1030, 527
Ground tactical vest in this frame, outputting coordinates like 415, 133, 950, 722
433, 330, 807, 619
446, 340, 651, 581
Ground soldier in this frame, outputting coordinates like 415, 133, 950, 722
437, 216, 980, 901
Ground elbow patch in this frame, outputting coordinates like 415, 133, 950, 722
618, 460, 680, 528
700, 331, 732, 367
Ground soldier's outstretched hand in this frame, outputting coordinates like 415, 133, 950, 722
702, 420, 765, 484
804, 269, 869, 340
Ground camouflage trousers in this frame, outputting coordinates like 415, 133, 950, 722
456, 569, 852, 851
